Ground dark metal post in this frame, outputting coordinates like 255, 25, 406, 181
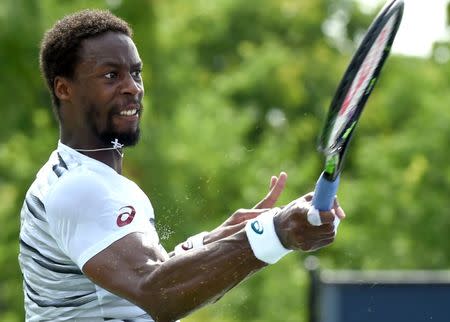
304, 256, 320, 322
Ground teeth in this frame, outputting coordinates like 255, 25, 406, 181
119, 109, 137, 116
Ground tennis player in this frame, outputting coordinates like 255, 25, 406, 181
18, 9, 345, 322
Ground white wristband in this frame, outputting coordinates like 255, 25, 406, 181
174, 231, 209, 256
245, 208, 292, 264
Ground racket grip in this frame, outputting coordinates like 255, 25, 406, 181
312, 172, 340, 211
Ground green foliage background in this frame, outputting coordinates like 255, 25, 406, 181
0, 0, 449, 321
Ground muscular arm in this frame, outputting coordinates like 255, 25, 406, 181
83, 226, 265, 322
82, 172, 287, 321
83, 174, 344, 322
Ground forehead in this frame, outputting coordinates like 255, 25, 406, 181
78, 31, 141, 67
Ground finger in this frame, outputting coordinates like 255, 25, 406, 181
311, 236, 336, 251
272, 172, 287, 194
231, 208, 268, 223
319, 210, 336, 224
269, 176, 277, 190
254, 172, 288, 209
306, 207, 336, 226
303, 192, 314, 202
310, 224, 336, 238
332, 197, 346, 219
334, 206, 345, 219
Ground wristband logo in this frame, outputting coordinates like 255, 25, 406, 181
116, 206, 136, 227
181, 240, 193, 251
251, 220, 264, 235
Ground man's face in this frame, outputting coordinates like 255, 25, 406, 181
70, 31, 144, 146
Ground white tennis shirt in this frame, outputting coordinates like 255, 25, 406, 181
19, 142, 168, 321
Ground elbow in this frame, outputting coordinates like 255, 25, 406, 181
153, 313, 181, 322
136, 276, 182, 322
144, 295, 179, 322
145, 301, 186, 322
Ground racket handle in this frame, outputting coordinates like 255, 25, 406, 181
312, 172, 340, 211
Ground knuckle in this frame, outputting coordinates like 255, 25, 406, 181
301, 243, 312, 252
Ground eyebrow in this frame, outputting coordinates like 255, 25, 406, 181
96, 61, 143, 70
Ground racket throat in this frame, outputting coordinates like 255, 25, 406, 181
323, 154, 341, 181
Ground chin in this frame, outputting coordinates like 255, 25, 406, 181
100, 128, 141, 147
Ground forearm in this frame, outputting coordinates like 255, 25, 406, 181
138, 229, 266, 322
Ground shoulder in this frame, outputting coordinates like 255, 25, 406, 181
45, 167, 113, 213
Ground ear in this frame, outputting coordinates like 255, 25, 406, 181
54, 76, 73, 102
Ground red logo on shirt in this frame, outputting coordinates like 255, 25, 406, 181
116, 206, 136, 227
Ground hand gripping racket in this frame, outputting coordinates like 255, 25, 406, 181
311, 0, 404, 215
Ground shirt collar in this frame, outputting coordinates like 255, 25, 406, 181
56, 140, 118, 174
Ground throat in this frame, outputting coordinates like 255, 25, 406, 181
74, 139, 124, 158
71, 139, 125, 173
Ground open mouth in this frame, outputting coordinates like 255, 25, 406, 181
119, 108, 139, 117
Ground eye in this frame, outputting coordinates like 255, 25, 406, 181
131, 69, 142, 79
105, 72, 118, 79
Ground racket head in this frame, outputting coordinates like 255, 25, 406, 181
318, 0, 404, 180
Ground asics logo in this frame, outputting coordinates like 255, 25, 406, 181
251, 220, 264, 235
181, 240, 193, 251
116, 206, 136, 227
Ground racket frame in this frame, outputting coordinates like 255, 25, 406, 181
311, 0, 404, 212
319, 0, 404, 182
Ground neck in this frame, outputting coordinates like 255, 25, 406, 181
61, 134, 124, 173
79, 148, 124, 173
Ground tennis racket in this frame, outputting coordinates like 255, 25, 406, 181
311, 0, 404, 213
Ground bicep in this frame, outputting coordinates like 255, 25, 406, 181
83, 231, 167, 308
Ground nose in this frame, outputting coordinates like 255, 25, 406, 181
120, 73, 143, 96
